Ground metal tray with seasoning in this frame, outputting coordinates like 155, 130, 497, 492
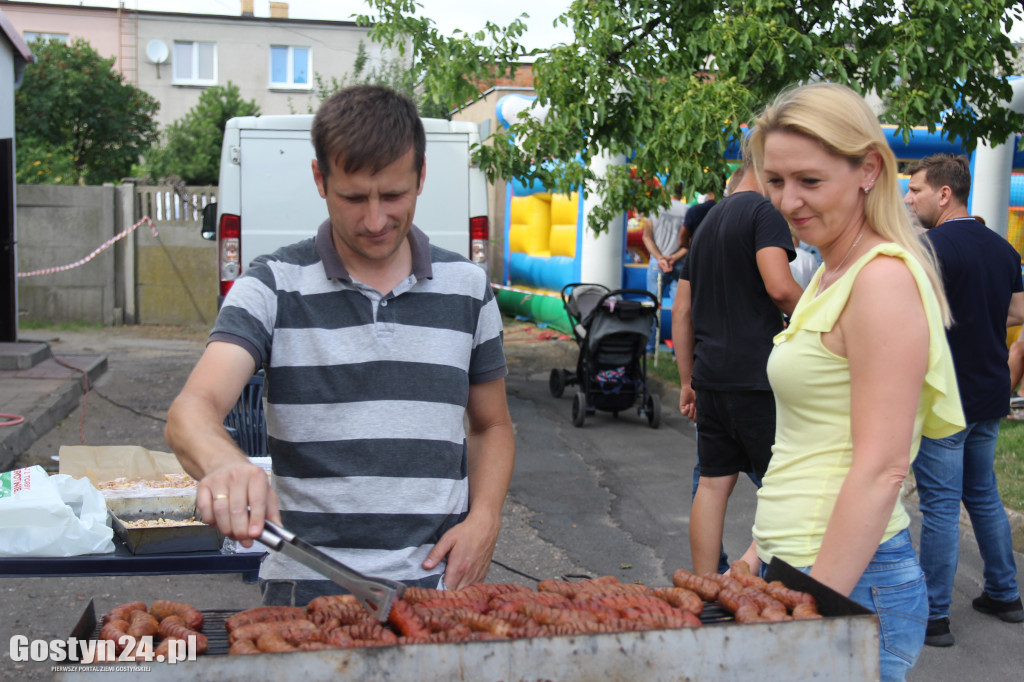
107, 495, 222, 555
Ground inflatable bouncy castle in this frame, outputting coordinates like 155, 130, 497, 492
493, 81, 1024, 336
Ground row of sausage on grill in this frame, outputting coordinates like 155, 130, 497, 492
100, 563, 821, 657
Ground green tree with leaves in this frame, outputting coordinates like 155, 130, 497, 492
299, 41, 448, 119
16, 38, 159, 185
144, 82, 260, 186
360, 0, 1024, 233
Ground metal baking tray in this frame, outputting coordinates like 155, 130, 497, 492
107, 496, 223, 555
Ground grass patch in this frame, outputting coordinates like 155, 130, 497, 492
647, 349, 681, 386
995, 419, 1024, 513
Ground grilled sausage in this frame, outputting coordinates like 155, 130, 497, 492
158, 615, 209, 654
228, 638, 261, 655
653, 587, 704, 615
149, 600, 204, 632
98, 619, 131, 654
127, 610, 159, 639
672, 569, 721, 601
226, 606, 306, 632
228, 618, 319, 645
387, 600, 430, 639
764, 580, 818, 610
256, 630, 297, 653
103, 602, 147, 626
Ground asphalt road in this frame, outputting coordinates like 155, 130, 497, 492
1, 322, 1022, 680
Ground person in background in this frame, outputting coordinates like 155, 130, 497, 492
740, 82, 965, 681
641, 184, 689, 354
904, 153, 1024, 647
788, 227, 819, 289
672, 160, 802, 578
165, 85, 515, 606
681, 190, 717, 246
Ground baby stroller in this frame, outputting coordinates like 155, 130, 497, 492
549, 283, 662, 428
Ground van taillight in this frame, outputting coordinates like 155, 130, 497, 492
219, 214, 241, 297
470, 216, 488, 264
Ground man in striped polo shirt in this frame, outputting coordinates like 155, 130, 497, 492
165, 85, 515, 606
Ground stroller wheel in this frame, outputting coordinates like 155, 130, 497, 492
645, 393, 662, 429
572, 392, 587, 427
549, 368, 566, 398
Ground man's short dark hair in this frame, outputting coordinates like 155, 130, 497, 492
905, 154, 971, 206
312, 85, 426, 180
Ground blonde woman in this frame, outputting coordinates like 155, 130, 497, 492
739, 82, 966, 681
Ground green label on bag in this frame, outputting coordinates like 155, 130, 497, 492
0, 468, 30, 498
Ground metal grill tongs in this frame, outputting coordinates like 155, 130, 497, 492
256, 519, 406, 621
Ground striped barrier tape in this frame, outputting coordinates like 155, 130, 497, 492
16, 216, 158, 278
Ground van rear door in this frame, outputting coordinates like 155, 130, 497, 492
417, 130, 471, 257
239, 128, 327, 268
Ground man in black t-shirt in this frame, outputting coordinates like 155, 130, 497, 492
672, 163, 802, 577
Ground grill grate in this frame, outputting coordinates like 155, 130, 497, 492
88, 610, 235, 656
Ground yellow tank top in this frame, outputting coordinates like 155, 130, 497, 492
752, 243, 965, 567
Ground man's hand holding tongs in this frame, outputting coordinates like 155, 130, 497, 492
197, 458, 281, 548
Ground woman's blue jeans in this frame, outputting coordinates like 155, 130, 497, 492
912, 419, 1020, 620
763, 529, 927, 682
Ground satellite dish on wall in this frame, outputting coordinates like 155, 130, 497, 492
145, 40, 169, 65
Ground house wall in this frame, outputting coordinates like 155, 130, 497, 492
137, 13, 377, 126
0, 3, 120, 62
1, 3, 380, 128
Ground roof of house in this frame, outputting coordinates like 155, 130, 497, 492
0, 2, 361, 28
0, 8, 33, 64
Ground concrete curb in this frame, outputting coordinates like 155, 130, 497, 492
0, 355, 107, 471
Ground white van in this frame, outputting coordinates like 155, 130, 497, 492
203, 114, 490, 300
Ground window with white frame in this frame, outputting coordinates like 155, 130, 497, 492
24, 32, 69, 44
269, 45, 311, 89
173, 41, 217, 85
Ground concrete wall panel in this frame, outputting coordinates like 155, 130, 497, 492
16, 185, 115, 325
16, 184, 217, 327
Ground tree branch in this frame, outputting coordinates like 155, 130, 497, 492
608, 14, 665, 66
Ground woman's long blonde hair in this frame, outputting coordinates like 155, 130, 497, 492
746, 82, 951, 325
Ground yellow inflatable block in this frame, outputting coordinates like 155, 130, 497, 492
551, 193, 578, 225
509, 194, 552, 256
550, 223, 576, 258
1008, 208, 1024, 258
548, 193, 578, 258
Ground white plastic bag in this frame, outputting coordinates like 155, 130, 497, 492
0, 465, 115, 556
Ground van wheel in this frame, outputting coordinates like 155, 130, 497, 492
572, 392, 586, 427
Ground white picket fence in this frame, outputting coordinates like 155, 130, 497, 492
136, 185, 217, 225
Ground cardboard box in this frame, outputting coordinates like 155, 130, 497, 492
58, 445, 196, 499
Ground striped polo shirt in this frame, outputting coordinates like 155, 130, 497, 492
211, 220, 507, 588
